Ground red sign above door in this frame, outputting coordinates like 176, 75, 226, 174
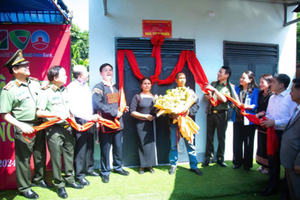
142, 20, 172, 38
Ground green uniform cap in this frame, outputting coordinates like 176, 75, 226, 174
2, 49, 29, 72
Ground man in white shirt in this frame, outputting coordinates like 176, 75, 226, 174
260, 74, 297, 197
67, 65, 100, 186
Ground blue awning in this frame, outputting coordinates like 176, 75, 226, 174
0, 0, 70, 24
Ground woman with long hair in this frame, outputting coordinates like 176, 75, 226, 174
130, 77, 157, 174
232, 71, 259, 171
255, 74, 273, 174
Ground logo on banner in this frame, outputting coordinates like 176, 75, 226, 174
9, 30, 30, 50
0, 30, 9, 50
0, 74, 6, 91
31, 30, 50, 50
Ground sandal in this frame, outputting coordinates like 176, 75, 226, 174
257, 166, 264, 171
149, 167, 155, 174
139, 167, 144, 174
261, 168, 269, 174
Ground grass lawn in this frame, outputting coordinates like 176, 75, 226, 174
0, 161, 284, 200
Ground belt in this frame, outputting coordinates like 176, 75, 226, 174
53, 124, 70, 129
19, 118, 43, 123
275, 130, 284, 134
211, 110, 227, 114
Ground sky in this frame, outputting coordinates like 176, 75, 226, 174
63, 0, 89, 31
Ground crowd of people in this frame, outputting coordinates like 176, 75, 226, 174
0, 49, 299, 199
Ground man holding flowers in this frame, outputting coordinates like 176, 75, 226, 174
167, 72, 202, 175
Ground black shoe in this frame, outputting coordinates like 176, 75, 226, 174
190, 168, 204, 176
32, 180, 53, 188
66, 182, 84, 189
202, 160, 210, 167
217, 161, 227, 167
260, 188, 277, 196
279, 192, 290, 200
169, 166, 177, 175
21, 189, 39, 199
232, 165, 242, 169
57, 187, 68, 199
114, 169, 129, 176
86, 171, 99, 176
101, 175, 109, 183
77, 178, 90, 186
244, 166, 250, 171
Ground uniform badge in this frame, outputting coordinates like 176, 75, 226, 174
17, 91, 30, 101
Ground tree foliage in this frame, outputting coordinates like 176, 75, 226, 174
71, 24, 89, 68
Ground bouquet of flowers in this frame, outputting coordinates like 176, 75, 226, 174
154, 86, 200, 141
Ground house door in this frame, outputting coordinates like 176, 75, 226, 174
116, 38, 196, 166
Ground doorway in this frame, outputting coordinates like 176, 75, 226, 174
116, 37, 196, 166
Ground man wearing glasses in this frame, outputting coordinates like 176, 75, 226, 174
92, 63, 129, 184
0, 50, 52, 199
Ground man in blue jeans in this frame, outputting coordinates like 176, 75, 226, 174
168, 71, 202, 175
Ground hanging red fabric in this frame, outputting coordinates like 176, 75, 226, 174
117, 48, 221, 106
150, 34, 165, 84
185, 51, 220, 106
157, 50, 188, 85
116, 50, 128, 114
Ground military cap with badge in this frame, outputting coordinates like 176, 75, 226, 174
2, 49, 29, 74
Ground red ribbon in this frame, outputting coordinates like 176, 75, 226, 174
22, 116, 121, 143
151, 34, 165, 57
223, 94, 278, 156
117, 49, 219, 106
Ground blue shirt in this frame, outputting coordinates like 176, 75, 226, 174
231, 86, 259, 125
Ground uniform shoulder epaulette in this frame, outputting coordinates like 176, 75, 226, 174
3, 81, 15, 90
42, 85, 50, 90
28, 77, 39, 82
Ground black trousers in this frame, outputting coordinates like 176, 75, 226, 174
99, 130, 123, 176
205, 112, 228, 162
73, 118, 95, 180
285, 168, 300, 199
233, 122, 256, 168
268, 130, 284, 190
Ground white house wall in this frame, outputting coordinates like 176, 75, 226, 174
89, 0, 296, 164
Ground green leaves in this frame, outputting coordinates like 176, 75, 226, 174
71, 24, 89, 68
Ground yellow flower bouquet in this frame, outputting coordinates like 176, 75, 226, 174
154, 86, 200, 142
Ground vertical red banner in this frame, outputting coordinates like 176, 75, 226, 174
0, 24, 71, 190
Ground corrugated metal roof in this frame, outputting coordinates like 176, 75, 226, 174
0, 0, 70, 24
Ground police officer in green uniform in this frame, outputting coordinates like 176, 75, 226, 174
202, 66, 236, 168
36, 65, 83, 199
0, 50, 52, 199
